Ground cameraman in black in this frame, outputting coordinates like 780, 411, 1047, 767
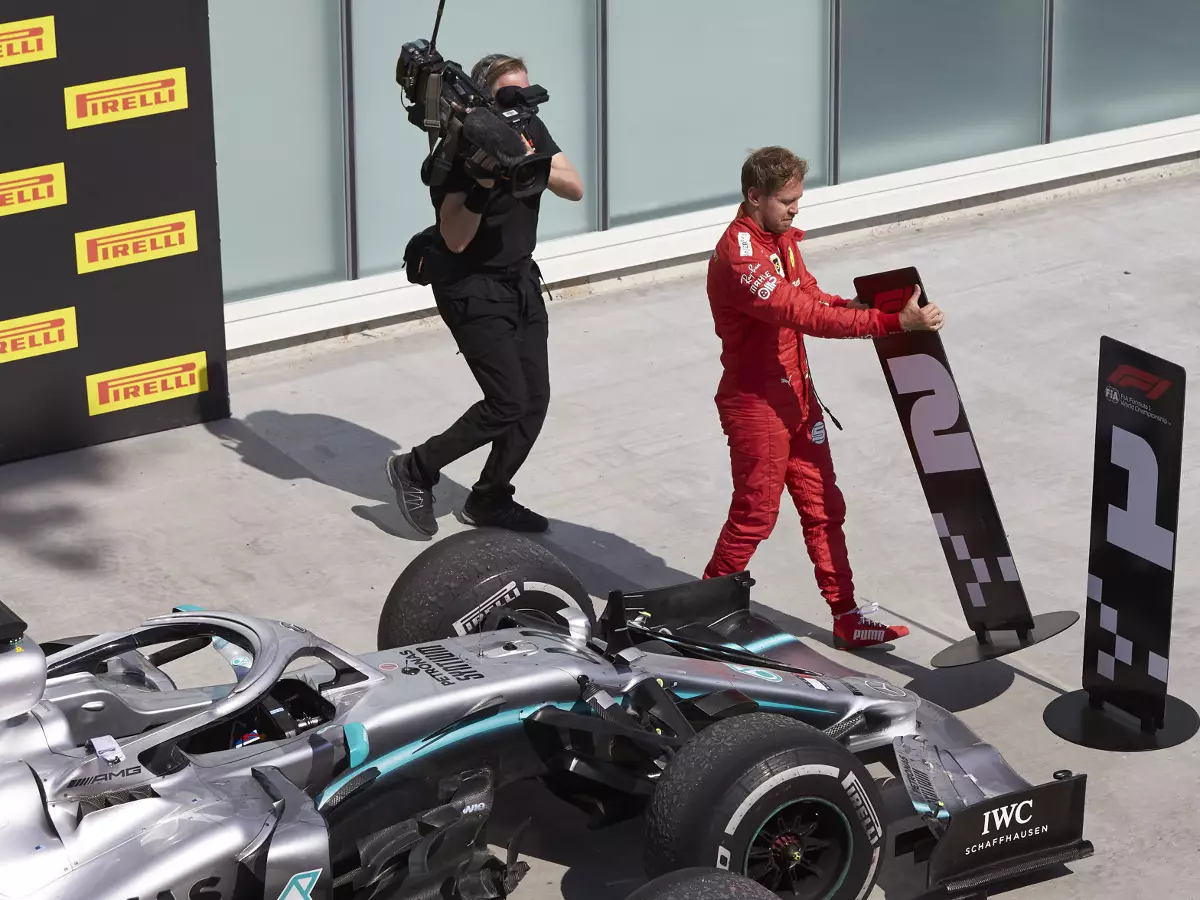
389, 53, 584, 537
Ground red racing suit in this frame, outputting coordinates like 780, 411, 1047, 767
702, 209, 904, 615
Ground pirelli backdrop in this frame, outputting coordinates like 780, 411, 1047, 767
0, 2, 229, 466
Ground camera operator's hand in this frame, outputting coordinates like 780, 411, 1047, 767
897, 286, 945, 332
471, 141, 531, 189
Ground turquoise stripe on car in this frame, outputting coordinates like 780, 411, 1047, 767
343, 722, 369, 768
316, 702, 578, 809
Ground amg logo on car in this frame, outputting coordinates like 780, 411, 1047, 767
66, 765, 143, 789
415, 644, 485, 682
842, 771, 882, 846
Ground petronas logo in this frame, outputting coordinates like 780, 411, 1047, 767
276, 870, 322, 900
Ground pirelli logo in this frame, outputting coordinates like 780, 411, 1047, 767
75, 211, 197, 274
0, 308, 78, 365
0, 163, 67, 218
0, 16, 57, 68
65, 67, 188, 130
87, 351, 208, 416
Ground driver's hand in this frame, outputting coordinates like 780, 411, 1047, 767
898, 286, 945, 332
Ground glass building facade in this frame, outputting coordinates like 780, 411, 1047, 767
207, 0, 1200, 305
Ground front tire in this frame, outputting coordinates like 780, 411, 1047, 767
377, 528, 595, 649
644, 713, 885, 900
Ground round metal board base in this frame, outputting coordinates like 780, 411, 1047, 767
929, 610, 1079, 669
1043, 691, 1199, 752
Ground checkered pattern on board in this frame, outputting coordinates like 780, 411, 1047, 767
932, 512, 1021, 607
1088, 574, 1168, 683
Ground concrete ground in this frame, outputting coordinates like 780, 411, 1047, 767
4, 160, 1200, 900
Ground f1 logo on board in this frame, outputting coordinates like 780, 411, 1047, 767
1107, 364, 1172, 400
86, 351, 208, 417
65, 67, 189, 130
75, 211, 197, 274
0, 308, 78, 365
0, 16, 56, 67
0, 163, 68, 218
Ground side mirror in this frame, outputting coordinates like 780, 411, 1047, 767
0, 627, 47, 722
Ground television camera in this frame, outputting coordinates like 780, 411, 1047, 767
396, 2, 553, 198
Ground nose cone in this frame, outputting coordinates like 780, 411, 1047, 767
840, 674, 924, 721
850, 675, 912, 700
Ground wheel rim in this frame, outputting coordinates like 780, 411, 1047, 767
510, 605, 562, 625
743, 798, 853, 898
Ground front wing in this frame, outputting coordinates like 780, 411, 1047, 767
892, 734, 1091, 896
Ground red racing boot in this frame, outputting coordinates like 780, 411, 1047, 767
832, 602, 910, 650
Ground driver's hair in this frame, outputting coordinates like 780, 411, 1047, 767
742, 146, 809, 201
470, 53, 527, 97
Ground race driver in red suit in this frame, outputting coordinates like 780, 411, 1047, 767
704, 146, 945, 650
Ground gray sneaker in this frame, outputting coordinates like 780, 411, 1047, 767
387, 453, 437, 537
461, 495, 549, 533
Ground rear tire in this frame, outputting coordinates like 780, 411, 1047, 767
644, 713, 886, 900
377, 528, 595, 649
626, 868, 779, 900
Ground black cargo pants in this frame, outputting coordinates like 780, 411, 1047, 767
409, 258, 550, 507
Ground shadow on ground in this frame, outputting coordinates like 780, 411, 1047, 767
0, 445, 113, 572
205, 411, 696, 600
752, 603, 1026, 714
207, 412, 1040, 712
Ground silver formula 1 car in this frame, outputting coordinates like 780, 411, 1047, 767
0, 528, 1093, 900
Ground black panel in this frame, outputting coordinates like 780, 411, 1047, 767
854, 267, 1034, 635
1081, 336, 1186, 729
0, 2, 229, 465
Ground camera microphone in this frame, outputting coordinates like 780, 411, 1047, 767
462, 107, 530, 169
